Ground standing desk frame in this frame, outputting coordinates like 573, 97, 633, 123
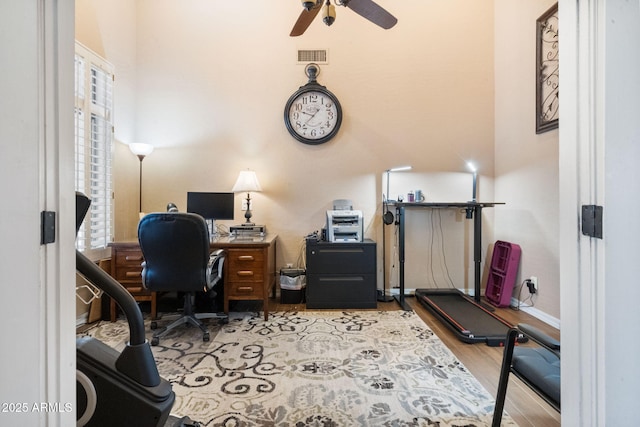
391, 202, 525, 346
392, 201, 502, 310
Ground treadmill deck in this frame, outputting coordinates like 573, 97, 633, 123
416, 288, 526, 346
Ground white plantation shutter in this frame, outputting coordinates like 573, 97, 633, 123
75, 42, 114, 258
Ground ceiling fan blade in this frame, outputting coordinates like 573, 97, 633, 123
290, 0, 323, 37
344, 0, 397, 30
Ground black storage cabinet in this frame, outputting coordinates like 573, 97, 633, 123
305, 239, 377, 309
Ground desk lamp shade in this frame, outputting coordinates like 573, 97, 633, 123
232, 170, 262, 225
467, 161, 478, 202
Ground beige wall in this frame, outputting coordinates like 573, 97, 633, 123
76, 0, 560, 324
494, 0, 560, 323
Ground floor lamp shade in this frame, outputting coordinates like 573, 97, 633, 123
129, 143, 154, 159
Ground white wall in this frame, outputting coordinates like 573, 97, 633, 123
133, 0, 496, 281
78, 0, 504, 295
494, 0, 560, 322
77, 0, 561, 322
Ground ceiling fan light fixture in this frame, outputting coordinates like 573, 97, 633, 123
323, 0, 336, 26
302, 0, 316, 11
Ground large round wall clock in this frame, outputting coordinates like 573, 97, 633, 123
284, 63, 342, 145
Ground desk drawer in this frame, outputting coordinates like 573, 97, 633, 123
112, 250, 143, 283
306, 274, 377, 309
227, 249, 264, 281
114, 251, 144, 266
226, 282, 261, 298
306, 242, 376, 274
113, 267, 143, 283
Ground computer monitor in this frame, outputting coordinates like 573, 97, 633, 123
186, 192, 234, 220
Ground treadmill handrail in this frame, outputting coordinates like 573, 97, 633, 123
77, 250, 162, 388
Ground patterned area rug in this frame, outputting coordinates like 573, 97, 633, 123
80, 310, 516, 426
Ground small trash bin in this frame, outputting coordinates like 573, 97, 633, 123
280, 268, 306, 304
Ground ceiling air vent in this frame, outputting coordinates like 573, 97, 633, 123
297, 49, 329, 64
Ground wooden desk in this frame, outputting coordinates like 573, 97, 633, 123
108, 234, 277, 321
109, 241, 156, 322
212, 235, 277, 320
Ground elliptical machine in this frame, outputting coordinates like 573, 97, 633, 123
75, 192, 200, 427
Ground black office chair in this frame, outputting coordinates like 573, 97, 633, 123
492, 323, 560, 427
138, 212, 228, 346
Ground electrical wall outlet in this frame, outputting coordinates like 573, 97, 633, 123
241, 200, 251, 211
530, 276, 538, 292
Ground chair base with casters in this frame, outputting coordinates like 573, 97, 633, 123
492, 323, 560, 427
149, 292, 228, 346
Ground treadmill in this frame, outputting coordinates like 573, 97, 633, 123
415, 289, 524, 346
392, 201, 525, 347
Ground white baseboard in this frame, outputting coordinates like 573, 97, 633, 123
389, 287, 416, 296
510, 298, 560, 330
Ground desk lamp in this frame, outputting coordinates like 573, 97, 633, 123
129, 143, 154, 213
232, 170, 262, 225
383, 165, 412, 225
466, 161, 477, 219
467, 161, 478, 202
380, 165, 411, 303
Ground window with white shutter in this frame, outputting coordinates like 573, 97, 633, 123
74, 42, 114, 259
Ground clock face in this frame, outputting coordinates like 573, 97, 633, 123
285, 88, 342, 145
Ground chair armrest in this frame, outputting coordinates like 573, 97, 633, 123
518, 323, 560, 351
140, 261, 147, 288
206, 249, 226, 290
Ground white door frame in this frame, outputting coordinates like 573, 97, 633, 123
560, 1, 640, 425
559, 1, 605, 425
0, 1, 75, 425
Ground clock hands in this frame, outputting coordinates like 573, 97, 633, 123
301, 106, 322, 126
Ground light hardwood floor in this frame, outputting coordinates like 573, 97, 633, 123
262, 292, 561, 427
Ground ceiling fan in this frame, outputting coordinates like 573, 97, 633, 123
290, 0, 397, 37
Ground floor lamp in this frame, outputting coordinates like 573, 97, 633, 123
129, 143, 154, 214
380, 165, 412, 302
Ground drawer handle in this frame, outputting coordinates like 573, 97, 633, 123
237, 286, 254, 292
238, 255, 255, 261
125, 255, 143, 261
319, 249, 364, 254
125, 271, 141, 278
318, 276, 364, 282
236, 270, 254, 277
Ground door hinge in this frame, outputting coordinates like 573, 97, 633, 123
41, 211, 56, 244
581, 205, 603, 239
